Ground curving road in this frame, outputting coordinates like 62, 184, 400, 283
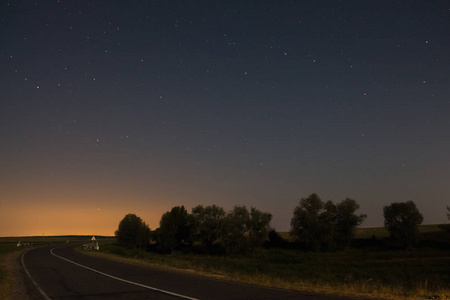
22, 245, 355, 300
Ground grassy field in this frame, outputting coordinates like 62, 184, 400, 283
354, 224, 445, 239
278, 224, 445, 241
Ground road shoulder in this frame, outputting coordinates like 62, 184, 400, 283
1, 250, 46, 300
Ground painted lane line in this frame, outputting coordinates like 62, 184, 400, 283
21, 250, 52, 300
50, 248, 200, 300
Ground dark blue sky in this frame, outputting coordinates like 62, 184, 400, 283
1, 1, 449, 235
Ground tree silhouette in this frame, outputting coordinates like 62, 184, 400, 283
248, 207, 272, 248
115, 213, 151, 249
334, 198, 367, 249
221, 205, 252, 253
383, 201, 423, 249
192, 205, 225, 253
290, 194, 366, 251
439, 206, 450, 236
290, 193, 328, 251
156, 206, 193, 252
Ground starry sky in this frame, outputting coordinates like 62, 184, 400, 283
1, 1, 449, 236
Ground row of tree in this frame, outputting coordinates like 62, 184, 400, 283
290, 194, 425, 251
115, 193, 432, 254
116, 205, 272, 254
290, 194, 367, 251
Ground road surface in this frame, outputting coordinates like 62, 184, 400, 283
21, 245, 357, 300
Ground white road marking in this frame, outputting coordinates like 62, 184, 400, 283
50, 248, 200, 300
21, 251, 52, 300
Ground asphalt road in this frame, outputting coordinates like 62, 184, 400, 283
21, 245, 357, 300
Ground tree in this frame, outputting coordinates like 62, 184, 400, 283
439, 206, 450, 237
290, 193, 329, 251
333, 198, 367, 249
248, 207, 272, 248
191, 205, 272, 254
290, 194, 366, 251
221, 205, 252, 253
320, 200, 338, 249
156, 206, 193, 253
115, 213, 151, 249
383, 201, 424, 249
191, 204, 226, 253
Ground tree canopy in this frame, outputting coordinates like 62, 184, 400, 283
290, 193, 327, 251
155, 205, 193, 253
115, 213, 151, 249
334, 198, 367, 248
220, 205, 272, 253
383, 201, 423, 249
290, 194, 366, 251
191, 204, 226, 253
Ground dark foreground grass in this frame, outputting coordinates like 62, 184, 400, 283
0, 242, 25, 299
97, 243, 450, 300
0, 242, 24, 293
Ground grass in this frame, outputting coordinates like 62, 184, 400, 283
0, 242, 25, 298
354, 224, 445, 240
278, 224, 442, 241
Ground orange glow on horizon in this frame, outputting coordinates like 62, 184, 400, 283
0, 202, 166, 237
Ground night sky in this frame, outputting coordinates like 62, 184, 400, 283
1, 1, 449, 236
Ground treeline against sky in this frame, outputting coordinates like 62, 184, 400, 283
116, 205, 272, 254
115, 194, 448, 254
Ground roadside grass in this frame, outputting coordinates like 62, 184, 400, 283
0, 242, 24, 299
